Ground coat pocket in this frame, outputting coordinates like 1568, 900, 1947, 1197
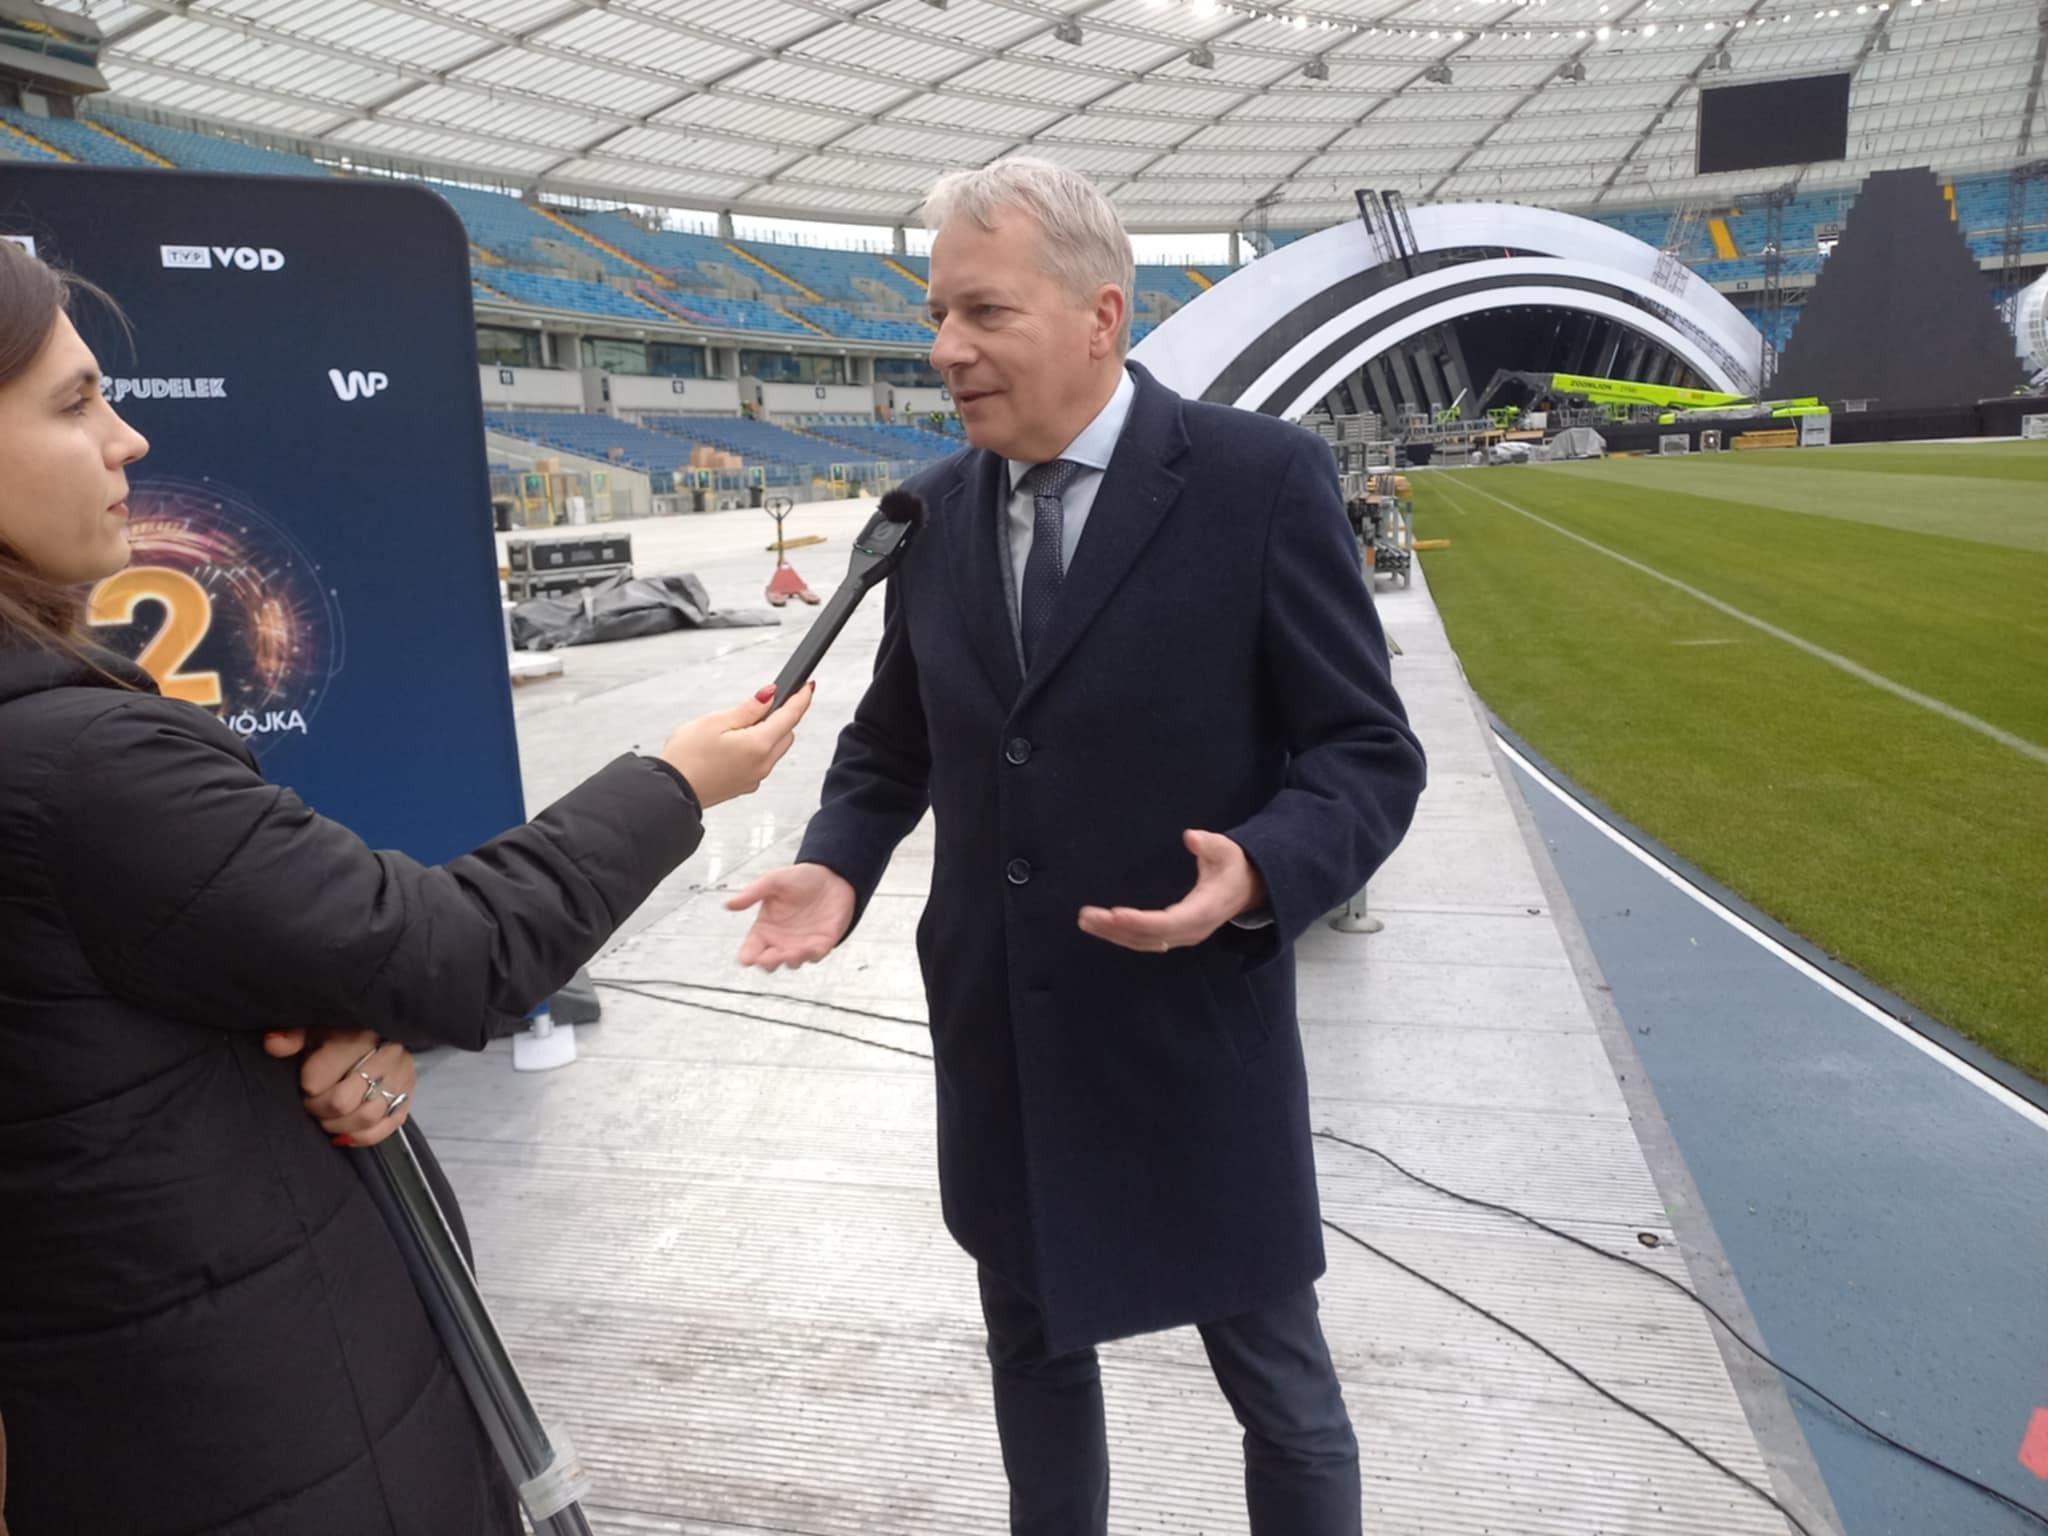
1196, 941, 1272, 1065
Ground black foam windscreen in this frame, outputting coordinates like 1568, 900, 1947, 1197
877, 489, 923, 525
1697, 74, 1850, 174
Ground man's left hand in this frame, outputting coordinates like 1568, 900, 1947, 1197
1078, 830, 1267, 954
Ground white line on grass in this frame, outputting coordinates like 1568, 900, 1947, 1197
1435, 474, 2048, 768
1495, 731, 2048, 1134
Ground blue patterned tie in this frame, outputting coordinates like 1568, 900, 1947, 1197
1018, 458, 1083, 668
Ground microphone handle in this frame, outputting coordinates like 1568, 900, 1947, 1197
770, 571, 872, 709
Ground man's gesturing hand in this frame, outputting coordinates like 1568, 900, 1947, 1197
728, 862, 858, 971
1078, 830, 1268, 954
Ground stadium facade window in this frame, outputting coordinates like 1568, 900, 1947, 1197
476, 326, 541, 368
647, 341, 711, 379
873, 357, 942, 387
740, 350, 847, 385
582, 336, 647, 374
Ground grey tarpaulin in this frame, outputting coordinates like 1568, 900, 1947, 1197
1544, 426, 1608, 460
511, 573, 780, 650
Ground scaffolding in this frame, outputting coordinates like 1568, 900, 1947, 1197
2000, 161, 2048, 325
1653, 202, 1708, 297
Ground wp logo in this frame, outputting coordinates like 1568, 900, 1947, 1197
328, 369, 390, 402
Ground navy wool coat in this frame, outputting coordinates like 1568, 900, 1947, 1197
798, 363, 1426, 1352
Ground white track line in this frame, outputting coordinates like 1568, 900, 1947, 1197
1436, 474, 2048, 769
1496, 731, 2048, 1134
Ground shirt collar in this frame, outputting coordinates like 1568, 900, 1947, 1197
1005, 365, 1137, 494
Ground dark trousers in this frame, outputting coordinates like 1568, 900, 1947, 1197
977, 1267, 1361, 1536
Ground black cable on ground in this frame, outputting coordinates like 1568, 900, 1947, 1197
596, 977, 929, 1031
588, 976, 2048, 1531
592, 979, 933, 1062
1316, 1213, 1815, 1536
1315, 1130, 2048, 1531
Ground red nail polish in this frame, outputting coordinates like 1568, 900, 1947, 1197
755, 685, 776, 702
331, 1135, 354, 1148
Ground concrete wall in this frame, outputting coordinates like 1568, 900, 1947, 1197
749, 380, 875, 416
478, 365, 585, 411
606, 373, 743, 415
879, 384, 955, 418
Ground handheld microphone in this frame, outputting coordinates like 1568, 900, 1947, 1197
769, 489, 924, 709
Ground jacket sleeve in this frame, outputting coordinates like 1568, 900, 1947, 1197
1224, 432, 1427, 964
40, 698, 705, 1050
795, 575, 932, 936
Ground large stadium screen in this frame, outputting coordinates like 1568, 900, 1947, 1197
1696, 73, 1851, 174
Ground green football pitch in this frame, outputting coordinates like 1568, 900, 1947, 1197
1409, 442, 2048, 1082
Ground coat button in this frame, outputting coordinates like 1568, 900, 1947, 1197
1005, 737, 1032, 766
1005, 858, 1032, 886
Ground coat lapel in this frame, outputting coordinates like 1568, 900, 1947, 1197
941, 446, 1025, 706
1015, 364, 1189, 713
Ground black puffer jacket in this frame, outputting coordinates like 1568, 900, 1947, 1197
0, 642, 704, 1535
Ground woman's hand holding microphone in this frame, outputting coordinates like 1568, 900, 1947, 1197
659, 681, 815, 807
268, 683, 817, 1147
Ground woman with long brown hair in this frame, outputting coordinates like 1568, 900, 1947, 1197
0, 236, 812, 1533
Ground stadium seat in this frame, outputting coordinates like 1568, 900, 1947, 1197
479, 269, 669, 321
483, 411, 699, 474
86, 112, 327, 175
0, 108, 155, 167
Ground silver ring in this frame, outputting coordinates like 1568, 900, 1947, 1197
376, 1089, 409, 1119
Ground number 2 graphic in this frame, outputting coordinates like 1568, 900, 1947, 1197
89, 567, 225, 708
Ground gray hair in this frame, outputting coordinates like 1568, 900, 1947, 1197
922, 157, 1137, 354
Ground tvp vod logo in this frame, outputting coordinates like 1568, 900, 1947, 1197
161, 244, 285, 272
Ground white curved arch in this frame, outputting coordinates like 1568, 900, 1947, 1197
1132, 202, 1765, 408
2016, 270, 2048, 375
1247, 276, 1740, 421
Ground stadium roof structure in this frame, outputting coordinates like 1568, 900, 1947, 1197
45, 0, 2048, 231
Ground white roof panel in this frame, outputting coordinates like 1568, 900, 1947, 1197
47, 0, 2047, 231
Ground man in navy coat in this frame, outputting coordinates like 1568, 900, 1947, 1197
731, 157, 1426, 1534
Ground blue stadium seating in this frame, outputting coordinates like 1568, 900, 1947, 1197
734, 242, 911, 306
1594, 209, 1674, 247
428, 184, 640, 278
654, 292, 819, 338
89, 112, 328, 176
797, 305, 933, 344
481, 269, 668, 321
872, 257, 927, 306
0, 108, 155, 167
484, 411, 698, 473
32, 113, 2046, 367
645, 414, 841, 469
1133, 265, 1206, 305
0, 117, 61, 161
563, 212, 755, 288
795, 417, 958, 461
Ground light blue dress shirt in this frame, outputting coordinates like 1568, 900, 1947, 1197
1000, 365, 1138, 623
